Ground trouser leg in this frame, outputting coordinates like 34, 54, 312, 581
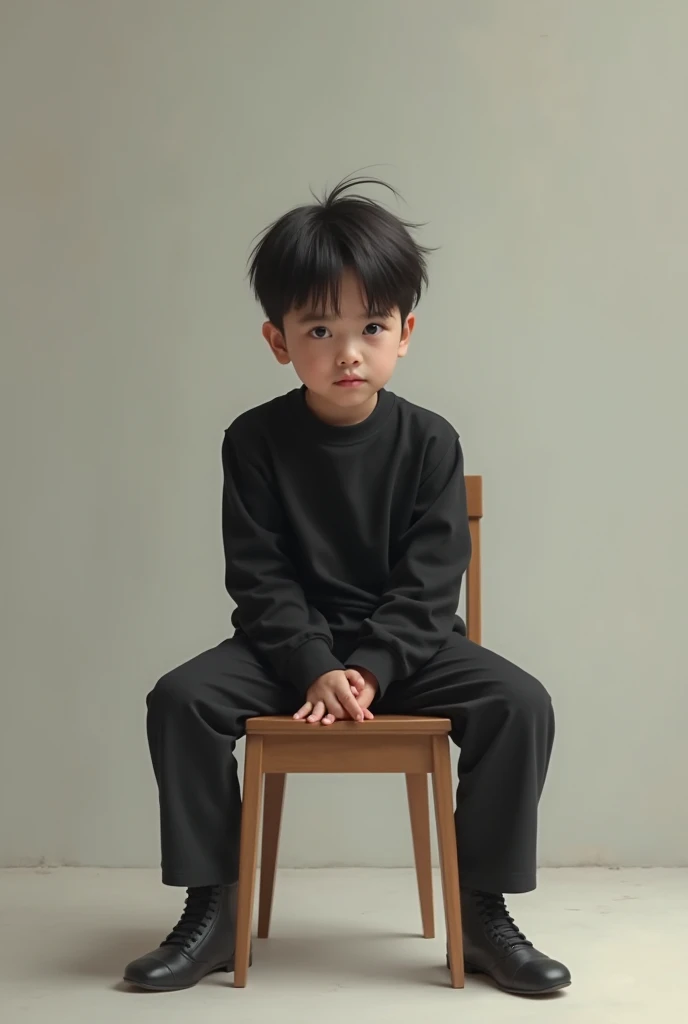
380, 633, 555, 893
146, 635, 296, 887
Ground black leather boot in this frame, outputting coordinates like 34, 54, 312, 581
455, 889, 571, 995
123, 883, 246, 992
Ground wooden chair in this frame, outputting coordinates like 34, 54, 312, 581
234, 475, 483, 989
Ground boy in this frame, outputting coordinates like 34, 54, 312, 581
124, 177, 571, 996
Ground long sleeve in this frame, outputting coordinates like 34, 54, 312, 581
222, 429, 344, 696
345, 437, 471, 696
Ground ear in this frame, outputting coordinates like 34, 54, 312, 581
262, 321, 291, 365
397, 313, 415, 358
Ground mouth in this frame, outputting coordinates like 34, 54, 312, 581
334, 377, 365, 387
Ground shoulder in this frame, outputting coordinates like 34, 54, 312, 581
393, 394, 460, 472
224, 391, 294, 449
222, 393, 296, 477
395, 394, 459, 441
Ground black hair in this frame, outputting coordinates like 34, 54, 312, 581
248, 174, 431, 330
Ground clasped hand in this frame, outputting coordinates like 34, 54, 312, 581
293, 668, 378, 726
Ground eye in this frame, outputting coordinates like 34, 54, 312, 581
309, 326, 331, 339
363, 323, 385, 336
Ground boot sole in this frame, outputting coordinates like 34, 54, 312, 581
124, 954, 252, 993
128, 955, 569, 995
449, 958, 571, 996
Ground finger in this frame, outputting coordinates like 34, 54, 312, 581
322, 713, 336, 726
338, 684, 364, 722
308, 700, 326, 723
294, 701, 313, 721
355, 705, 375, 721
345, 669, 365, 694
325, 697, 346, 720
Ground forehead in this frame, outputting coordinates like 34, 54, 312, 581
288, 269, 396, 324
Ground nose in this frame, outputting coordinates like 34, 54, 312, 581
336, 338, 362, 367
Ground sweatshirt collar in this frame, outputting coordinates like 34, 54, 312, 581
290, 385, 396, 446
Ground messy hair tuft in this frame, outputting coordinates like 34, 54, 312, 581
248, 174, 432, 329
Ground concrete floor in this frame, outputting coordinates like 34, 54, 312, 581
1, 867, 686, 1023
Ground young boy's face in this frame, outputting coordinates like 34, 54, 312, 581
263, 269, 415, 425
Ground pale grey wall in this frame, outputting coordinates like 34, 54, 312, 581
2, 0, 687, 870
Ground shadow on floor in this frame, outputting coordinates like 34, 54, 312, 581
244, 934, 451, 988
61, 927, 453, 990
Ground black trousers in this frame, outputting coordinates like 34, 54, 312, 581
146, 632, 554, 894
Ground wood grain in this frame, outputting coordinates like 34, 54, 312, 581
406, 773, 435, 939
234, 735, 263, 987
257, 773, 286, 939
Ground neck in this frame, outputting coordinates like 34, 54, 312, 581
305, 389, 379, 427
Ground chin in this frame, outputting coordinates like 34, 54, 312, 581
334, 391, 374, 406
333, 385, 369, 396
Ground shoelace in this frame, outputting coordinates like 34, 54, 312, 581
161, 885, 221, 947
473, 891, 533, 951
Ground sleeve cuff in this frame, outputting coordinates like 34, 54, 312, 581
345, 645, 397, 698
286, 638, 344, 698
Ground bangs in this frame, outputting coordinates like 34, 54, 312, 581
265, 221, 405, 321
248, 176, 431, 327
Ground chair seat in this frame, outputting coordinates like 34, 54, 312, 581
247, 714, 451, 736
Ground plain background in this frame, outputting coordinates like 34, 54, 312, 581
1, 0, 686, 872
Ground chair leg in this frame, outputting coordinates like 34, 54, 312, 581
431, 736, 464, 989
234, 735, 264, 988
405, 773, 434, 938
257, 773, 286, 939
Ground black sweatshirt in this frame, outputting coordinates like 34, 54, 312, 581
222, 386, 471, 698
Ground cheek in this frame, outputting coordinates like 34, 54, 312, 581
291, 343, 329, 373
372, 341, 401, 367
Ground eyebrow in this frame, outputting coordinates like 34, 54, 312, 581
297, 310, 391, 324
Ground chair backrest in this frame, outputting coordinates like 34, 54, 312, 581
464, 476, 483, 645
